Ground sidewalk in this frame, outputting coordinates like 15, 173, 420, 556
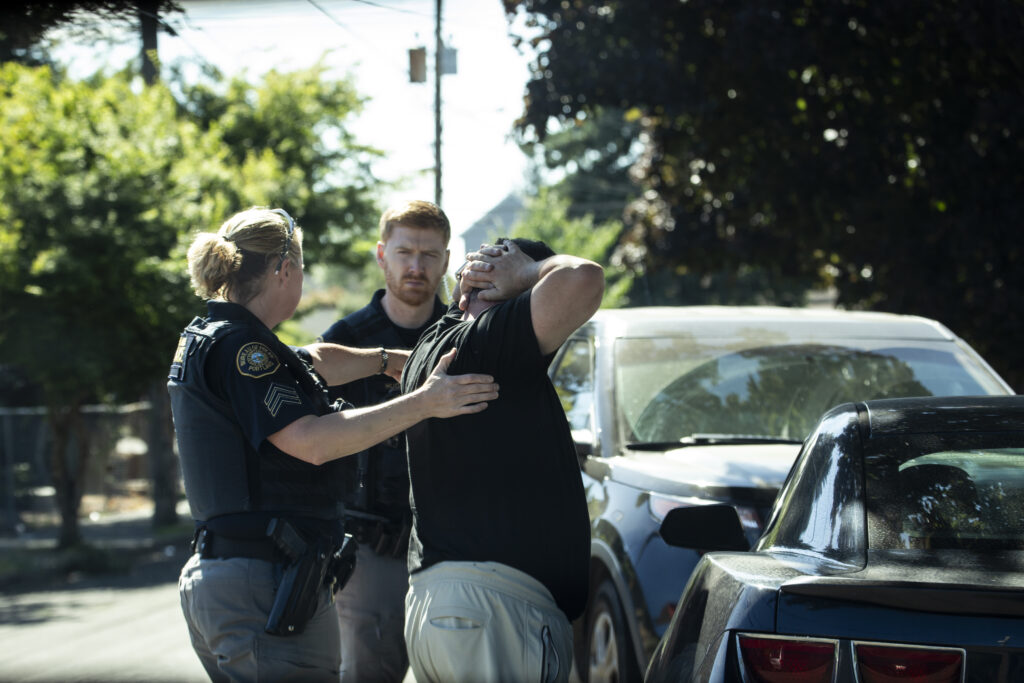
0, 497, 194, 591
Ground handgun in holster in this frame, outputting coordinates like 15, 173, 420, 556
328, 533, 358, 594
264, 518, 332, 637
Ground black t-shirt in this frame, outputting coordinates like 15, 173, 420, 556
401, 291, 590, 621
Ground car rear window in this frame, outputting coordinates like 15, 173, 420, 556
865, 442, 1024, 552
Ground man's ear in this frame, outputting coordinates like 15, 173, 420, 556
376, 242, 385, 267
443, 249, 450, 273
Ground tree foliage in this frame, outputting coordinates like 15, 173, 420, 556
511, 188, 633, 307
0, 1, 182, 65
0, 61, 381, 544
171, 63, 385, 269
0, 64, 199, 544
521, 106, 641, 225
504, 0, 1024, 390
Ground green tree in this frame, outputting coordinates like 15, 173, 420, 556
171, 61, 385, 270
0, 61, 382, 546
511, 188, 633, 307
504, 0, 1024, 390
521, 106, 640, 225
0, 64, 201, 546
521, 108, 816, 306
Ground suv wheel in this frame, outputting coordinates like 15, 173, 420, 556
585, 579, 640, 683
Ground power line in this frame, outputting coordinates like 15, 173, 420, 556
300, 0, 420, 79
306, 0, 351, 29
347, 0, 431, 18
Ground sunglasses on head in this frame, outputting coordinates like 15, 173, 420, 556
271, 209, 295, 274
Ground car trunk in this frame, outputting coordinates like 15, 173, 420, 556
773, 552, 1024, 682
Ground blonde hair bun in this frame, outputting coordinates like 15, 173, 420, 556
187, 232, 242, 299
184, 207, 302, 303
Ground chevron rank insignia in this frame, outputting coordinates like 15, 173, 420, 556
236, 342, 279, 378
264, 383, 302, 417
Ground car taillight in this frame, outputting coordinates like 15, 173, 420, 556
856, 643, 963, 683
738, 634, 836, 683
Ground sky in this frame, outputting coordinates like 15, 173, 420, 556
52, 0, 536, 263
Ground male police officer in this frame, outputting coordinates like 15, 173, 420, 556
318, 199, 450, 682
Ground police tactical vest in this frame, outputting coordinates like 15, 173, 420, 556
320, 293, 445, 521
168, 314, 346, 523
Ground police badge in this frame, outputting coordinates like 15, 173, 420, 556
236, 342, 280, 378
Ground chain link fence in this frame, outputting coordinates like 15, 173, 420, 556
0, 402, 160, 532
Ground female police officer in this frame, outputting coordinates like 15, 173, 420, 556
169, 207, 498, 681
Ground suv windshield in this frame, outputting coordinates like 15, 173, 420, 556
615, 339, 1007, 445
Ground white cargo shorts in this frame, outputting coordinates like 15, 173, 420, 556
405, 561, 573, 683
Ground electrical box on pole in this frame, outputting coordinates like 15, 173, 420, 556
441, 45, 457, 75
409, 47, 427, 83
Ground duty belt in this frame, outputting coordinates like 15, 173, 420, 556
192, 527, 281, 562
345, 513, 410, 557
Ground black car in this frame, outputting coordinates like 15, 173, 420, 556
646, 394, 1024, 683
547, 306, 1013, 681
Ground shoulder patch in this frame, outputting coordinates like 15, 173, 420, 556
236, 342, 280, 378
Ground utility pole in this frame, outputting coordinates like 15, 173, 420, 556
434, 0, 443, 206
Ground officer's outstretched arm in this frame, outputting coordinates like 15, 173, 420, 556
267, 349, 497, 466
302, 343, 408, 385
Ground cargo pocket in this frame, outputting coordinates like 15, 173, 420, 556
427, 604, 489, 630
414, 604, 492, 681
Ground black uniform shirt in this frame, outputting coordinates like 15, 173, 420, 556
170, 301, 344, 526
317, 290, 446, 519
205, 301, 323, 450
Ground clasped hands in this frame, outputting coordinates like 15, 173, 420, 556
455, 239, 538, 310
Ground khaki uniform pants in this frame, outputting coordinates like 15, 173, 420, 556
405, 561, 573, 683
178, 553, 340, 682
335, 543, 410, 682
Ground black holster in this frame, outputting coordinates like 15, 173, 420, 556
264, 519, 358, 637
348, 513, 411, 559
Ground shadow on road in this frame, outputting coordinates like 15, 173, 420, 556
0, 502, 194, 619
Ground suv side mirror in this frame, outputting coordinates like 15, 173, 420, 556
659, 504, 750, 551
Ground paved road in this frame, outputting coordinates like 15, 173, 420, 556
0, 507, 573, 682
0, 512, 419, 683
0, 544, 207, 683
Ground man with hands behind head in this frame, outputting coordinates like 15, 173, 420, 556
401, 237, 604, 683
